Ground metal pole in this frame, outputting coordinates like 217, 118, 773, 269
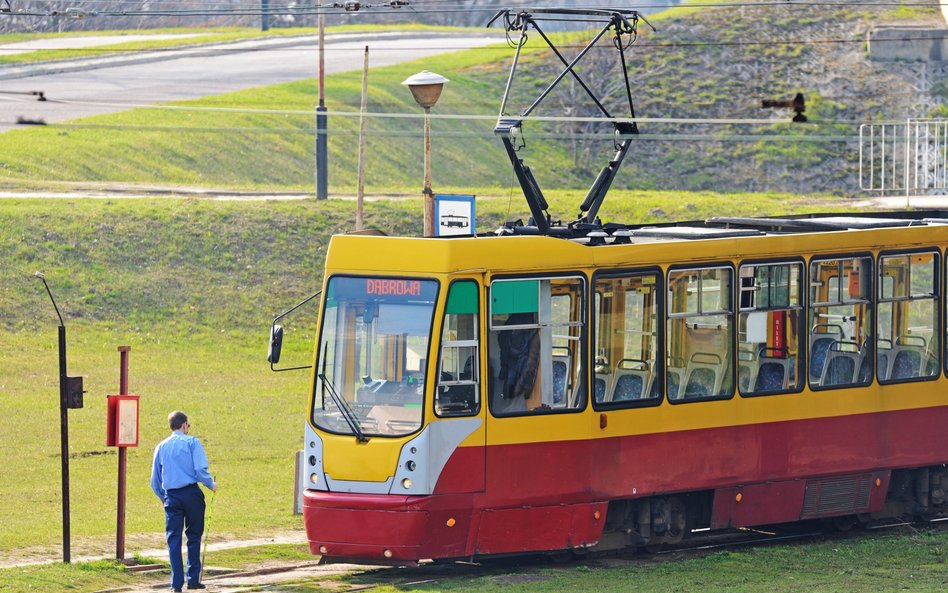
356, 45, 369, 231
36, 272, 72, 564
315, 10, 328, 200
261, 0, 270, 31
58, 324, 70, 564
116, 346, 130, 562
423, 105, 433, 237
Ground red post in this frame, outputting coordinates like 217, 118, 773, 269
116, 346, 130, 562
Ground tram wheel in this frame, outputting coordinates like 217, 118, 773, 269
664, 497, 688, 544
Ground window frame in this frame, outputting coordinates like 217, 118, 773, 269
487, 272, 588, 418
806, 252, 875, 392
876, 248, 941, 386
434, 279, 483, 418
665, 263, 737, 404
310, 274, 440, 439
736, 257, 806, 398
591, 267, 665, 411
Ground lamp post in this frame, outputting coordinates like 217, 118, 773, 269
315, 5, 328, 199
402, 71, 449, 237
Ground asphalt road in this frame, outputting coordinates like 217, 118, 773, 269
0, 32, 501, 132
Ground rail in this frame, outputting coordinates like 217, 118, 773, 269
860, 118, 948, 201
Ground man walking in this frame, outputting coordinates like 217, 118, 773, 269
151, 411, 218, 592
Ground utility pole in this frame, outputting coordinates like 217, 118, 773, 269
356, 46, 369, 231
261, 0, 270, 32
315, 4, 328, 200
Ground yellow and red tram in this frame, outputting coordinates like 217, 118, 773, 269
297, 213, 948, 564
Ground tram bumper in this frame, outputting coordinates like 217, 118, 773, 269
303, 490, 473, 564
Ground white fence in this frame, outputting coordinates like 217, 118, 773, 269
860, 119, 948, 197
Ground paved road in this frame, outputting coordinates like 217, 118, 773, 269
0, 33, 203, 55
0, 32, 501, 132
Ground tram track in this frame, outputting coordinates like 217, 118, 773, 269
180, 515, 948, 593
639, 515, 948, 561
84, 516, 942, 592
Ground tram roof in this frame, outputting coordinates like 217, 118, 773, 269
325, 210, 948, 276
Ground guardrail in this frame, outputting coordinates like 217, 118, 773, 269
860, 118, 948, 197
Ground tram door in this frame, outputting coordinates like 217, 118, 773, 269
478, 275, 589, 555
431, 280, 486, 494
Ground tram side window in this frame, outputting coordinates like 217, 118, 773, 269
593, 272, 661, 406
436, 281, 480, 416
667, 266, 734, 401
877, 252, 939, 383
488, 277, 586, 416
808, 256, 873, 389
738, 262, 803, 396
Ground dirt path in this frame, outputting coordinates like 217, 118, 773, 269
0, 530, 307, 569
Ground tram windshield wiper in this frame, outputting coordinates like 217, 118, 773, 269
319, 370, 368, 443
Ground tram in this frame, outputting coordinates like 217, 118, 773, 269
267, 8, 948, 564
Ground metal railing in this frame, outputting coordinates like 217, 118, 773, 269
860, 118, 948, 198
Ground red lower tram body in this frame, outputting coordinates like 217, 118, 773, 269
304, 405, 948, 563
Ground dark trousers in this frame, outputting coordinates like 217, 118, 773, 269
164, 483, 205, 589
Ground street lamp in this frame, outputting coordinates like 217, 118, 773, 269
402, 70, 449, 237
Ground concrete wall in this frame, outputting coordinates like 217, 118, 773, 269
868, 27, 948, 61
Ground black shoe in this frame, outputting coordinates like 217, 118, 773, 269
187, 584, 206, 590
171, 588, 182, 593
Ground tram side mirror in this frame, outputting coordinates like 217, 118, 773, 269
267, 289, 319, 372
268, 325, 284, 364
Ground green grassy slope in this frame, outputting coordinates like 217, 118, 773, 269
0, 191, 844, 333
0, 191, 852, 553
0, 2, 943, 196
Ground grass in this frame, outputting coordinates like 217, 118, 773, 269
0, 43, 519, 192
0, 191, 852, 556
294, 528, 948, 593
0, 325, 311, 553
0, 559, 147, 593
0, 24, 475, 65
0, 543, 312, 593
5, 1, 934, 196
3, 527, 946, 593
202, 542, 313, 568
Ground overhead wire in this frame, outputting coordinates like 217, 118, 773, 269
2, 0, 947, 18
0, 113, 861, 146
1, 94, 870, 126
0, 2, 937, 138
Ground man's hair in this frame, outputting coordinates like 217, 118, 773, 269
168, 411, 188, 431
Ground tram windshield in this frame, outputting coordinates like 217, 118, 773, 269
312, 276, 438, 438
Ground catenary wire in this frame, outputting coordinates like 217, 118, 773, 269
2, 1, 947, 18
3, 96, 867, 126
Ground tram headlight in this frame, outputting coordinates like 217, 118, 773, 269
402, 478, 412, 489
310, 473, 320, 485
406, 460, 416, 472
308, 455, 317, 467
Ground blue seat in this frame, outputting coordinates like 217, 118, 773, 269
684, 367, 716, 398
612, 373, 645, 401
809, 336, 835, 382
891, 349, 922, 380
754, 361, 787, 391
594, 376, 608, 403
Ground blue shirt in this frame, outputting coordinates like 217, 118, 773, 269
150, 430, 216, 500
